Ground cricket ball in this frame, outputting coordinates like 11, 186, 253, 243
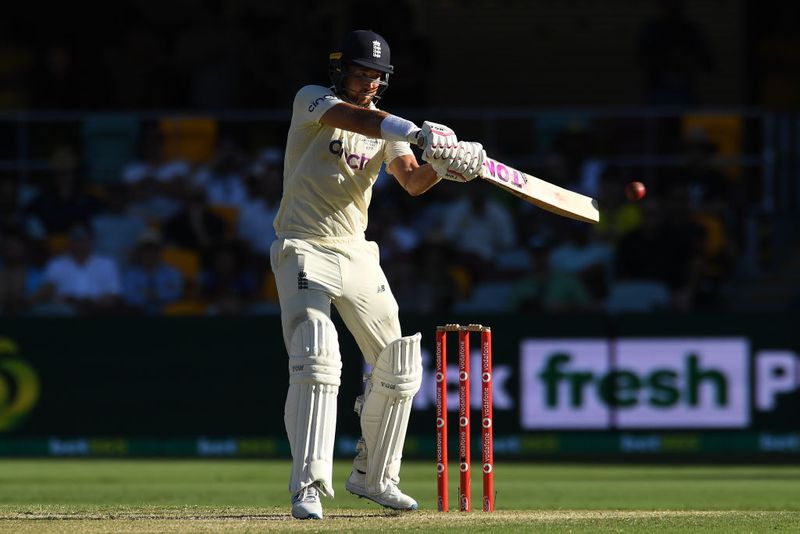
625, 181, 646, 201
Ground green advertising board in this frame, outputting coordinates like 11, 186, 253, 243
0, 313, 798, 458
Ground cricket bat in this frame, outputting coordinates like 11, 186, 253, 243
478, 156, 600, 224
409, 134, 600, 224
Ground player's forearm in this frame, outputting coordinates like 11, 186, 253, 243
397, 162, 442, 197
320, 103, 389, 138
320, 103, 422, 143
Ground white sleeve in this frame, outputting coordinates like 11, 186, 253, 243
490, 202, 517, 249
98, 258, 122, 296
291, 85, 343, 128
383, 140, 414, 167
441, 199, 469, 241
43, 258, 61, 283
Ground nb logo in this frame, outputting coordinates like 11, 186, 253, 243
377, 284, 385, 293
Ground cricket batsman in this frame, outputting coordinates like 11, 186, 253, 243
270, 29, 485, 519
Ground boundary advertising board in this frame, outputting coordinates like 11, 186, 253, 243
0, 314, 798, 458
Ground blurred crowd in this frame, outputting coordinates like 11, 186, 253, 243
0, 1, 796, 317
0, 127, 284, 316
374, 125, 743, 316
0, 115, 752, 317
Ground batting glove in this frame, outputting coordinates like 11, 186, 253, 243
420, 121, 458, 162
444, 141, 485, 182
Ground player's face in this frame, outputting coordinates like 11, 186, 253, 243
343, 65, 382, 106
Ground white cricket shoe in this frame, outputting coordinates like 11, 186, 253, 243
291, 482, 323, 520
345, 470, 418, 510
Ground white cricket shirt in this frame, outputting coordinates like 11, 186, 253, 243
44, 254, 121, 299
273, 85, 413, 240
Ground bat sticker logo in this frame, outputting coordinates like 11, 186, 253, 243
484, 160, 525, 188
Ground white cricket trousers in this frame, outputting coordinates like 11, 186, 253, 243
271, 236, 402, 494
270, 237, 402, 363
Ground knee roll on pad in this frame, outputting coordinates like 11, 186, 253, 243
285, 316, 342, 497
288, 314, 343, 386
370, 334, 423, 397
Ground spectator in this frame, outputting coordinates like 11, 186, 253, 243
236, 149, 283, 258
0, 229, 44, 314
615, 199, 669, 282
508, 237, 592, 313
660, 183, 715, 309
91, 184, 147, 266
0, 176, 26, 233
193, 136, 249, 209
673, 130, 739, 308
32, 223, 122, 314
123, 127, 189, 225
548, 221, 613, 301
595, 169, 643, 245
24, 147, 103, 237
440, 185, 517, 282
121, 229, 183, 314
200, 239, 259, 314
673, 128, 729, 208
162, 187, 226, 254
400, 239, 459, 314
370, 193, 422, 265
121, 126, 164, 185
614, 189, 706, 310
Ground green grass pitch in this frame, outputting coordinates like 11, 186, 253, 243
0, 460, 799, 532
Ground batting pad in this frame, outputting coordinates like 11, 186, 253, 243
360, 333, 422, 494
285, 316, 342, 497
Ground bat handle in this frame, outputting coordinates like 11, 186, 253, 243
407, 130, 425, 149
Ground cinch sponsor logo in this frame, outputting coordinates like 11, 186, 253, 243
520, 339, 750, 429
308, 94, 336, 112
329, 139, 371, 170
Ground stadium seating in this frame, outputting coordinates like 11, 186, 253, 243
158, 117, 218, 163
209, 205, 240, 237
160, 246, 201, 285
82, 115, 139, 184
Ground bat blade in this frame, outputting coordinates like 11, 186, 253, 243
480, 157, 600, 224
404, 131, 599, 223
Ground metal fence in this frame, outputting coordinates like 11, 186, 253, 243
1, 107, 797, 210
1, 107, 798, 275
